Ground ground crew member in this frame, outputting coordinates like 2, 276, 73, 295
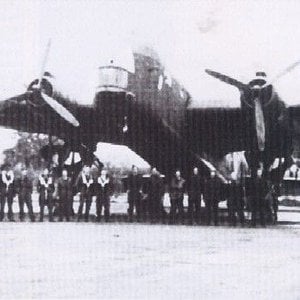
38, 168, 55, 222
251, 168, 267, 227
17, 169, 35, 222
225, 152, 247, 226
57, 169, 73, 221
127, 165, 143, 222
169, 170, 185, 224
227, 180, 245, 226
204, 170, 221, 226
76, 165, 94, 222
148, 167, 165, 223
95, 169, 112, 222
0, 165, 15, 221
188, 167, 203, 225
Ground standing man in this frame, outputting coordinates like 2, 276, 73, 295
227, 179, 245, 226
127, 165, 143, 222
38, 168, 55, 222
250, 168, 267, 227
188, 167, 203, 225
0, 165, 15, 221
169, 170, 185, 224
203, 170, 221, 226
227, 178, 245, 226
226, 152, 247, 226
95, 169, 112, 222
17, 168, 35, 222
148, 167, 165, 223
57, 169, 73, 221
76, 165, 94, 222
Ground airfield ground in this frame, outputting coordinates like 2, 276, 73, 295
0, 194, 299, 299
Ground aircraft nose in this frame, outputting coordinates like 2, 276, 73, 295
94, 91, 135, 144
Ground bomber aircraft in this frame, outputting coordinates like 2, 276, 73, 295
0, 42, 300, 187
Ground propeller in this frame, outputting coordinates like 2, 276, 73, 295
41, 92, 80, 127
8, 40, 80, 127
206, 59, 300, 89
205, 69, 248, 91
35, 40, 80, 127
205, 69, 253, 107
206, 60, 300, 110
270, 60, 300, 84
37, 40, 52, 90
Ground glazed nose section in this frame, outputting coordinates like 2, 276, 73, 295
96, 46, 135, 93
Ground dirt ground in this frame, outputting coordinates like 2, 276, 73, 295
0, 194, 300, 299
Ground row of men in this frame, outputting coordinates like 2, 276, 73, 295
0, 164, 271, 226
0, 166, 112, 222
128, 166, 271, 227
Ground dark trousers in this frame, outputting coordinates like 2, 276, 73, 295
19, 194, 35, 221
127, 192, 141, 221
39, 193, 54, 221
148, 194, 164, 223
251, 197, 266, 226
272, 193, 278, 222
188, 193, 201, 224
228, 185, 245, 226
205, 198, 219, 225
169, 195, 184, 224
0, 192, 14, 221
96, 196, 110, 222
269, 188, 279, 223
58, 193, 73, 221
77, 193, 93, 221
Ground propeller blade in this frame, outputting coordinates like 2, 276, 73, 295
41, 92, 80, 127
37, 39, 52, 89
4, 92, 30, 103
270, 60, 300, 84
205, 69, 248, 90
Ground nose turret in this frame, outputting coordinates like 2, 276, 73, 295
95, 46, 135, 94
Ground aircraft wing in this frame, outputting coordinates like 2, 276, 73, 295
0, 91, 129, 150
187, 107, 250, 158
0, 92, 83, 140
187, 105, 300, 158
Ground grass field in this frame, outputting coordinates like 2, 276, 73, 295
0, 193, 300, 299
0, 223, 299, 299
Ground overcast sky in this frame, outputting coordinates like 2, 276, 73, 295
1, 0, 300, 107
0, 0, 299, 164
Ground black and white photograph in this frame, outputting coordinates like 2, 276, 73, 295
0, 0, 300, 299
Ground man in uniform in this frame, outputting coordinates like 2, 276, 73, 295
203, 170, 221, 226
148, 167, 165, 223
17, 168, 35, 222
127, 165, 143, 222
38, 168, 55, 222
76, 165, 94, 222
188, 167, 203, 225
57, 169, 73, 221
226, 152, 246, 226
250, 168, 267, 227
169, 170, 185, 224
227, 178, 245, 226
0, 165, 15, 221
95, 169, 112, 222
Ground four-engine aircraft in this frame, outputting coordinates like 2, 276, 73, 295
0, 44, 299, 184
